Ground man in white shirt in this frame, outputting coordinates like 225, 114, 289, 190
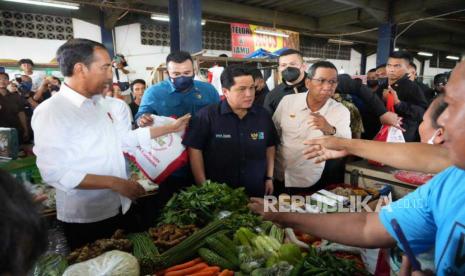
273, 61, 351, 194
32, 39, 189, 249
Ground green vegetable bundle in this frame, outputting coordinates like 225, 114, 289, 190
127, 232, 159, 275
33, 253, 68, 276
291, 246, 369, 276
158, 181, 249, 226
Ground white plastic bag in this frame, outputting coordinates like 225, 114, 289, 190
125, 115, 188, 184
63, 250, 139, 276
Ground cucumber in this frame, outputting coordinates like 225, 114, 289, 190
198, 247, 236, 270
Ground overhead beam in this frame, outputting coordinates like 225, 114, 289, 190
412, 43, 465, 55
331, 0, 387, 22
146, 0, 318, 30
409, 34, 465, 46
318, 9, 360, 29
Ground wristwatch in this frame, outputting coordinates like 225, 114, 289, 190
264, 176, 273, 181
328, 126, 337, 135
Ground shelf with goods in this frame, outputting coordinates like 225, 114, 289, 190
345, 159, 427, 200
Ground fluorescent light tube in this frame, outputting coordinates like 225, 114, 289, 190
328, 38, 354, 45
3, 0, 79, 10
446, 55, 460, 61
255, 29, 289, 38
151, 13, 206, 25
418, 51, 433, 57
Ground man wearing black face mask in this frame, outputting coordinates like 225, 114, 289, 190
263, 49, 308, 115
135, 51, 219, 124
366, 68, 379, 92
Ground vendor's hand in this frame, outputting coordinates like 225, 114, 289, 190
248, 197, 277, 221
380, 112, 405, 131
111, 177, 145, 200
399, 255, 434, 276
302, 136, 348, 163
137, 113, 154, 127
33, 194, 48, 203
264, 180, 273, 195
170, 113, 191, 133
308, 112, 334, 135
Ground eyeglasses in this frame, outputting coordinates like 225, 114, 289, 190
310, 78, 338, 86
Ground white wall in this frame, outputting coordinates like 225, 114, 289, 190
114, 23, 232, 81
0, 18, 101, 64
72, 18, 102, 42
303, 49, 362, 75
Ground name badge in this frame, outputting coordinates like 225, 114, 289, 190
215, 134, 231, 139
250, 132, 265, 140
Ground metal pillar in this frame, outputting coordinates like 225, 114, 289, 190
360, 45, 367, 75
376, 23, 395, 66
99, 11, 115, 58
169, 0, 202, 53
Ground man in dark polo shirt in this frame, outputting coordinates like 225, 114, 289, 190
263, 49, 308, 115
183, 65, 278, 197
0, 72, 29, 143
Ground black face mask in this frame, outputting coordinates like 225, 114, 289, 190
378, 77, 388, 86
367, 80, 379, 88
282, 67, 301, 83
49, 85, 60, 92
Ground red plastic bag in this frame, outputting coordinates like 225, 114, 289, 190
369, 93, 405, 166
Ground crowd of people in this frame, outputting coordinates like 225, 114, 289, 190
0, 37, 460, 275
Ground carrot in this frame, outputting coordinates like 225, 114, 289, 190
165, 258, 203, 273
218, 269, 234, 276
187, 266, 221, 276
165, 263, 209, 276
187, 267, 221, 276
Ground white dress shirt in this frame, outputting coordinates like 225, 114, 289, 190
32, 84, 151, 223
273, 92, 351, 188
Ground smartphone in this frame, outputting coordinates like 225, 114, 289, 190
15, 74, 22, 83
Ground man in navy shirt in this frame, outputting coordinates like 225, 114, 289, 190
183, 65, 278, 197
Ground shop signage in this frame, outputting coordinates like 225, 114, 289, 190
230, 23, 300, 58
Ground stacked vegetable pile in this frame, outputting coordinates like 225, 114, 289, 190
148, 224, 198, 251
158, 181, 250, 226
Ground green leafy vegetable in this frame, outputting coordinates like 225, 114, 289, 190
158, 181, 249, 226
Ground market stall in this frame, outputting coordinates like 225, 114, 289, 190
26, 180, 381, 276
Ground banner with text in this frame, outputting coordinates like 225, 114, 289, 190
230, 23, 300, 58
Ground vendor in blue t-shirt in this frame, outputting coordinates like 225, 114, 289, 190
183, 65, 278, 197
249, 61, 465, 275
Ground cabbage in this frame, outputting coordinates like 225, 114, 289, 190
63, 250, 139, 276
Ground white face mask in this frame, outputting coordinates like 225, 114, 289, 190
427, 129, 441, 144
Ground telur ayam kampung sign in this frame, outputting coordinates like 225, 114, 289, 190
230, 23, 300, 58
